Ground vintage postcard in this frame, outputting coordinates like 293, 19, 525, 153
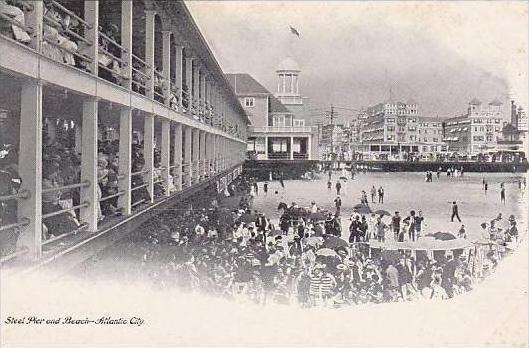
0, 0, 527, 347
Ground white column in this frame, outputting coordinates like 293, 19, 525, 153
185, 57, 193, 112
307, 135, 312, 160
290, 74, 294, 94
200, 73, 207, 120
84, 1, 99, 74
173, 123, 182, 191
25, 0, 43, 51
193, 128, 200, 182
193, 63, 200, 118
80, 98, 99, 232
144, 10, 156, 99
121, 0, 133, 89
162, 30, 172, 106
161, 120, 171, 196
17, 80, 43, 260
118, 107, 132, 215
174, 46, 184, 108
144, 115, 155, 202
184, 126, 192, 187
290, 137, 295, 160
201, 131, 206, 178
264, 136, 268, 160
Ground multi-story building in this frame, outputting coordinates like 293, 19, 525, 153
443, 98, 504, 154
0, 0, 248, 263
357, 99, 447, 159
227, 71, 318, 160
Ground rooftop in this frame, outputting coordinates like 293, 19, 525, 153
276, 57, 301, 72
225, 73, 270, 95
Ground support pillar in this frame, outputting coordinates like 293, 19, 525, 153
121, 0, 133, 89
84, 1, 99, 74
290, 137, 295, 160
17, 80, 43, 260
184, 126, 192, 187
192, 128, 200, 182
264, 136, 268, 160
200, 131, 206, 179
173, 123, 182, 191
185, 58, 193, 112
162, 30, 172, 106
144, 115, 155, 202
80, 98, 99, 232
174, 46, 184, 108
144, 10, 156, 99
161, 120, 171, 196
118, 107, 132, 215
307, 135, 311, 160
193, 63, 200, 119
25, 0, 43, 51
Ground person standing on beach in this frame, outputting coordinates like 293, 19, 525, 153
335, 181, 342, 196
500, 186, 506, 204
391, 211, 401, 241
484, 181, 488, 195
378, 186, 385, 203
263, 182, 268, 196
450, 201, 461, 222
370, 185, 377, 203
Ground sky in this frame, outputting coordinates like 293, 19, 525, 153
187, 1, 528, 123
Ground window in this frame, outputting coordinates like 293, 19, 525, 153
272, 115, 285, 127
494, 119, 501, 124
433, 137, 438, 142
293, 119, 305, 127
486, 135, 493, 142
244, 97, 255, 107
387, 126, 395, 131
495, 126, 500, 132
386, 118, 395, 123
473, 136, 484, 141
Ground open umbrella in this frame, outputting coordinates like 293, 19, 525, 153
316, 248, 338, 257
322, 235, 349, 249
374, 209, 390, 217
428, 232, 457, 241
269, 229, 284, 237
305, 236, 323, 247
353, 204, 372, 215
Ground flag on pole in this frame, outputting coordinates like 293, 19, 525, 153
289, 26, 300, 37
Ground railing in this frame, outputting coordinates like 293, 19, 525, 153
131, 54, 151, 95
268, 152, 290, 160
97, 29, 128, 83
293, 153, 309, 160
250, 126, 313, 133
42, 0, 93, 69
153, 70, 165, 103
169, 80, 180, 111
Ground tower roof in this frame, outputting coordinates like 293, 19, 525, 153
469, 98, 482, 105
276, 57, 300, 72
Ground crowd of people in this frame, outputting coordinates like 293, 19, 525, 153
116, 175, 522, 309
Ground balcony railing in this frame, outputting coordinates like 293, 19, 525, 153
250, 126, 312, 133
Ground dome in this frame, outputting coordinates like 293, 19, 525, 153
276, 57, 300, 72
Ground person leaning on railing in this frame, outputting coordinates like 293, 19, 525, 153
42, 1, 79, 67
0, 144, 22, 257
0, 0, 31, 44
41, 160, 80, 239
